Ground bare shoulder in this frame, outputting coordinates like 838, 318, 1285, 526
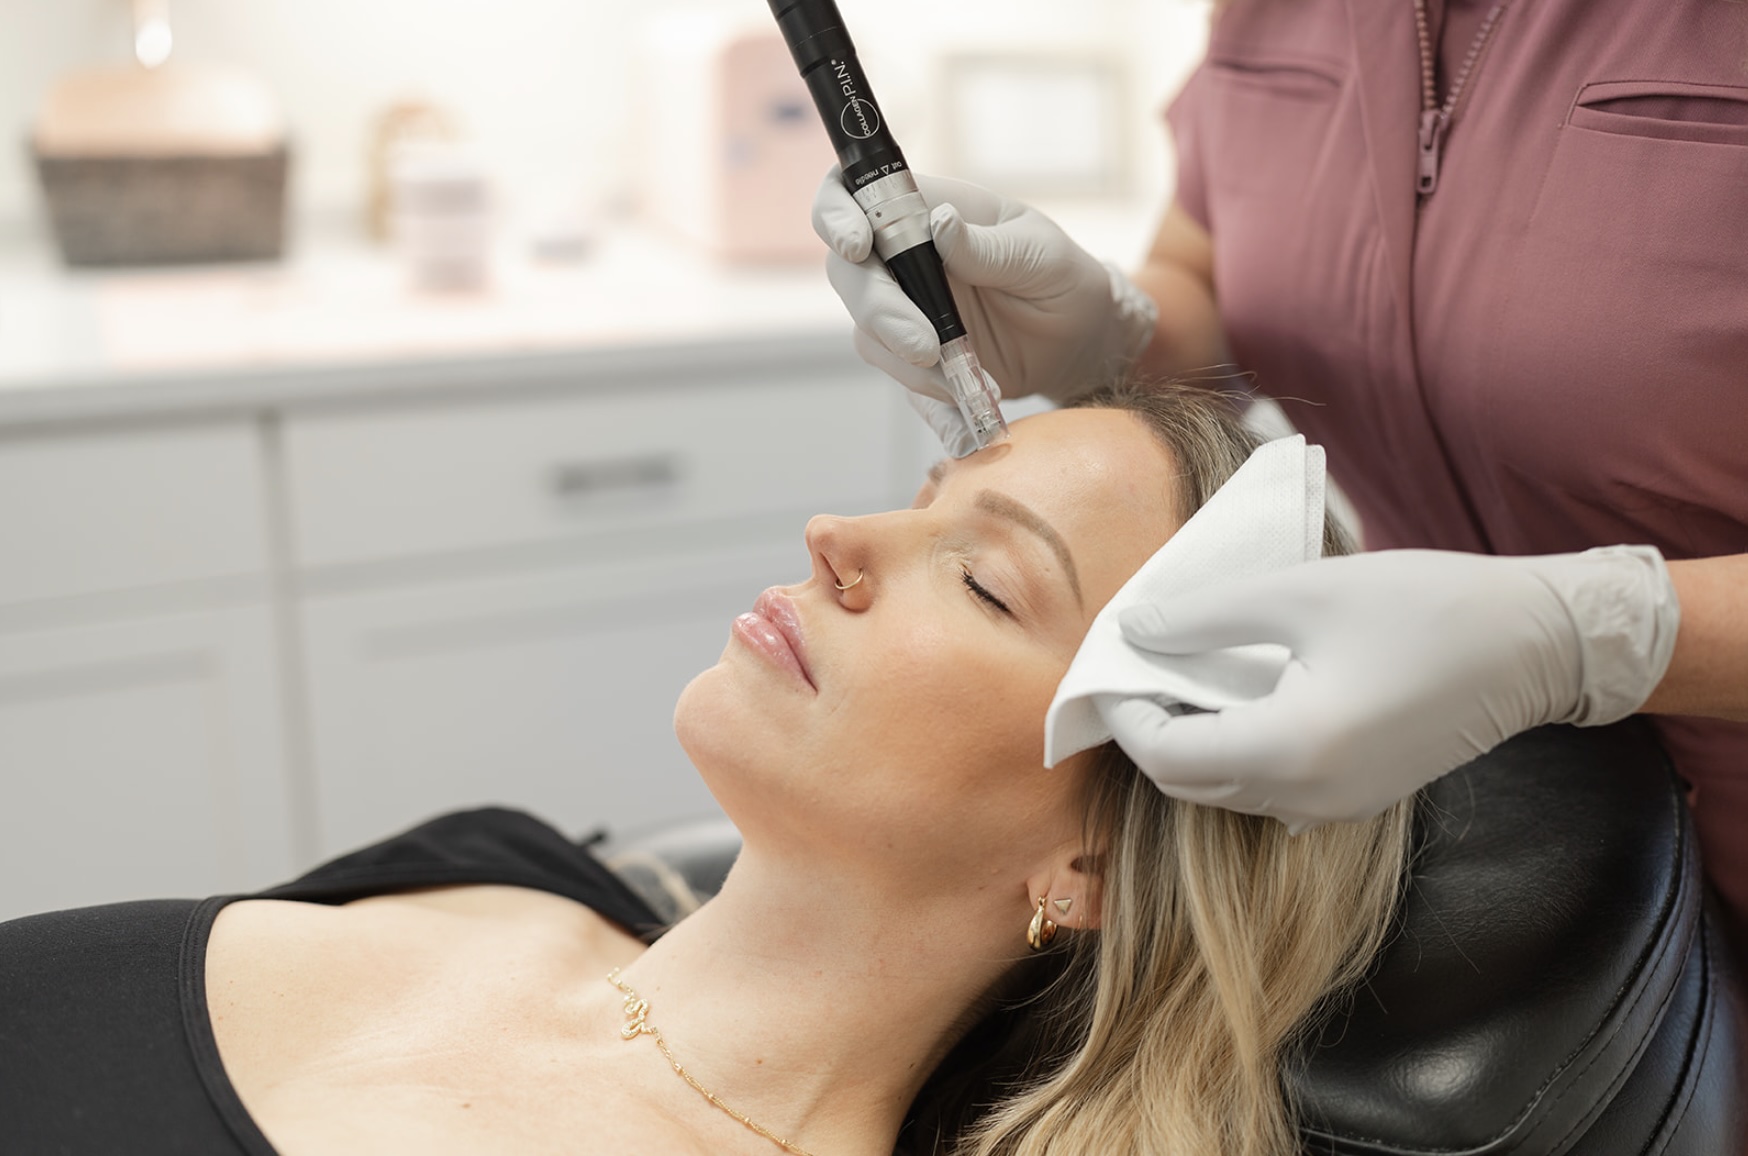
206, 886, 645, 1084
211, 884, 646, 972
197, 887, 753, 1156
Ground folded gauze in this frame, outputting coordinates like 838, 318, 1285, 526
1044, 434, 1328, 767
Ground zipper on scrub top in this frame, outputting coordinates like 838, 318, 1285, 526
1413, 0, 1513, 196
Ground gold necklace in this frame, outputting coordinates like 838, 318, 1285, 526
606, 968, 820, 1156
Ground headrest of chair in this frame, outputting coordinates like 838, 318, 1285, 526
1291, 720, 1700, 1153
598, 815, 742, 924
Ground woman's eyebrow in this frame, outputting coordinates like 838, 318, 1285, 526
975, 490, 1084, 609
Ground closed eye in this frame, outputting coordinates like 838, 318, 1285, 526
961, 567, 1012, 616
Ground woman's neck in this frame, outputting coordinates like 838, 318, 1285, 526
602, 849, 1017, 1156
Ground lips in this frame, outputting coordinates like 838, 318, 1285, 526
732, 588, 815, 690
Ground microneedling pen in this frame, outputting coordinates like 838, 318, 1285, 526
768, 0, 1009, 453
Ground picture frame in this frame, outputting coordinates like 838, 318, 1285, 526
936, 52, 1132, 197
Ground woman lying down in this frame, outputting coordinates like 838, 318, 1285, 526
1, 383, 1414, 1156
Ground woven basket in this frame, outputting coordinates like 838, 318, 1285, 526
33, 145, 290, 267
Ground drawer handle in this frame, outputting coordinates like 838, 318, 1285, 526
548, 453, 683, 500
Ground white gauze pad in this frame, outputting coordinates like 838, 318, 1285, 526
1043, 434, 1327, 767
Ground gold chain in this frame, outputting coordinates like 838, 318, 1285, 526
606, 968, 820, 1156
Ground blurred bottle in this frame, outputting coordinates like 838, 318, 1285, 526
366, 100, 458, 243
389, 140, 494, 292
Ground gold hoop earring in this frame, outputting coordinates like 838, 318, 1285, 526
834, 570, 864, 591
1026, 896, 1058, 951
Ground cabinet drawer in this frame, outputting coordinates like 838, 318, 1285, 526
285, 375, 900, 569
0, 421, 269, 607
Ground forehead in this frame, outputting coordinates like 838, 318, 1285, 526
934, 407, 1182, 614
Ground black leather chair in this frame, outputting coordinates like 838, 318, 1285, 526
603, 721, 1744, 1154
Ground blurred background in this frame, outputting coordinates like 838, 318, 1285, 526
0, 0, 1208, 919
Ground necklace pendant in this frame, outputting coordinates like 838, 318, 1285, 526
620, 996, 650, 1039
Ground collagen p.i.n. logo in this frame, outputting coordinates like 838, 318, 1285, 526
840, 96, 880, 138
831, 59, 881, 139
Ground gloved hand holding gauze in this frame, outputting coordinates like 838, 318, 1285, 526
1047, 433, 1682, 835
1045, 434, 1327, 768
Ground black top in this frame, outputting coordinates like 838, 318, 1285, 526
0, 808, 663, 1156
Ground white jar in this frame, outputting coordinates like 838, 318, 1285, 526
389, 141, 493, 290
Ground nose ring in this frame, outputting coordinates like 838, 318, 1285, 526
834, 569, 864, 591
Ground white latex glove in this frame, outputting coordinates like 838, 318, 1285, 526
812, 168, 1158, 420
902, 388, 994, 462
1096, 546, 1681, 833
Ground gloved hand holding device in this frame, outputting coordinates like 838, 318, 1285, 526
812, 170, 1159, 449
1097, 545, 1681, 833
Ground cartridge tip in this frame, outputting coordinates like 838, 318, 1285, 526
940, 336, 1010, 454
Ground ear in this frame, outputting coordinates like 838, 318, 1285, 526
1024, 845, 1105, 933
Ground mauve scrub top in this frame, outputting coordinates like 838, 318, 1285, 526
1166, 0, 1748, 949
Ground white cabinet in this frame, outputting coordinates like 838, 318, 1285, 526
0, 421, 272, 604
283, 374, 901, 570
0, 417, 295, 920
299, 544, 794, 856
0, 340, 918, 917
0, 608, 294, 921
286, 359, 909, 855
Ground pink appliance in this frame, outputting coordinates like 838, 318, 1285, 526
642, 23, 837, 263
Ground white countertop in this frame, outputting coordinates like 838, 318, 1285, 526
0, 201, 1158, 427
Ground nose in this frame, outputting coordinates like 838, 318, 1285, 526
805, 514, 866, 601
805, 509, 924, 605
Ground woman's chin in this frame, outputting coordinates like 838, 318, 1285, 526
673, 662, 833, 842
674, 661, 776, 784
672, 664, 725, 767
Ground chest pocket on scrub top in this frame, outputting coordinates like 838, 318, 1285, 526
1566, 79, 1748, 145
1200, 52, 1347, 202
1192, 50, 1382, 408
1479, 78, 1748, 552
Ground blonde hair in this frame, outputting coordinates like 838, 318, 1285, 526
898, 380, 1415, 1155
